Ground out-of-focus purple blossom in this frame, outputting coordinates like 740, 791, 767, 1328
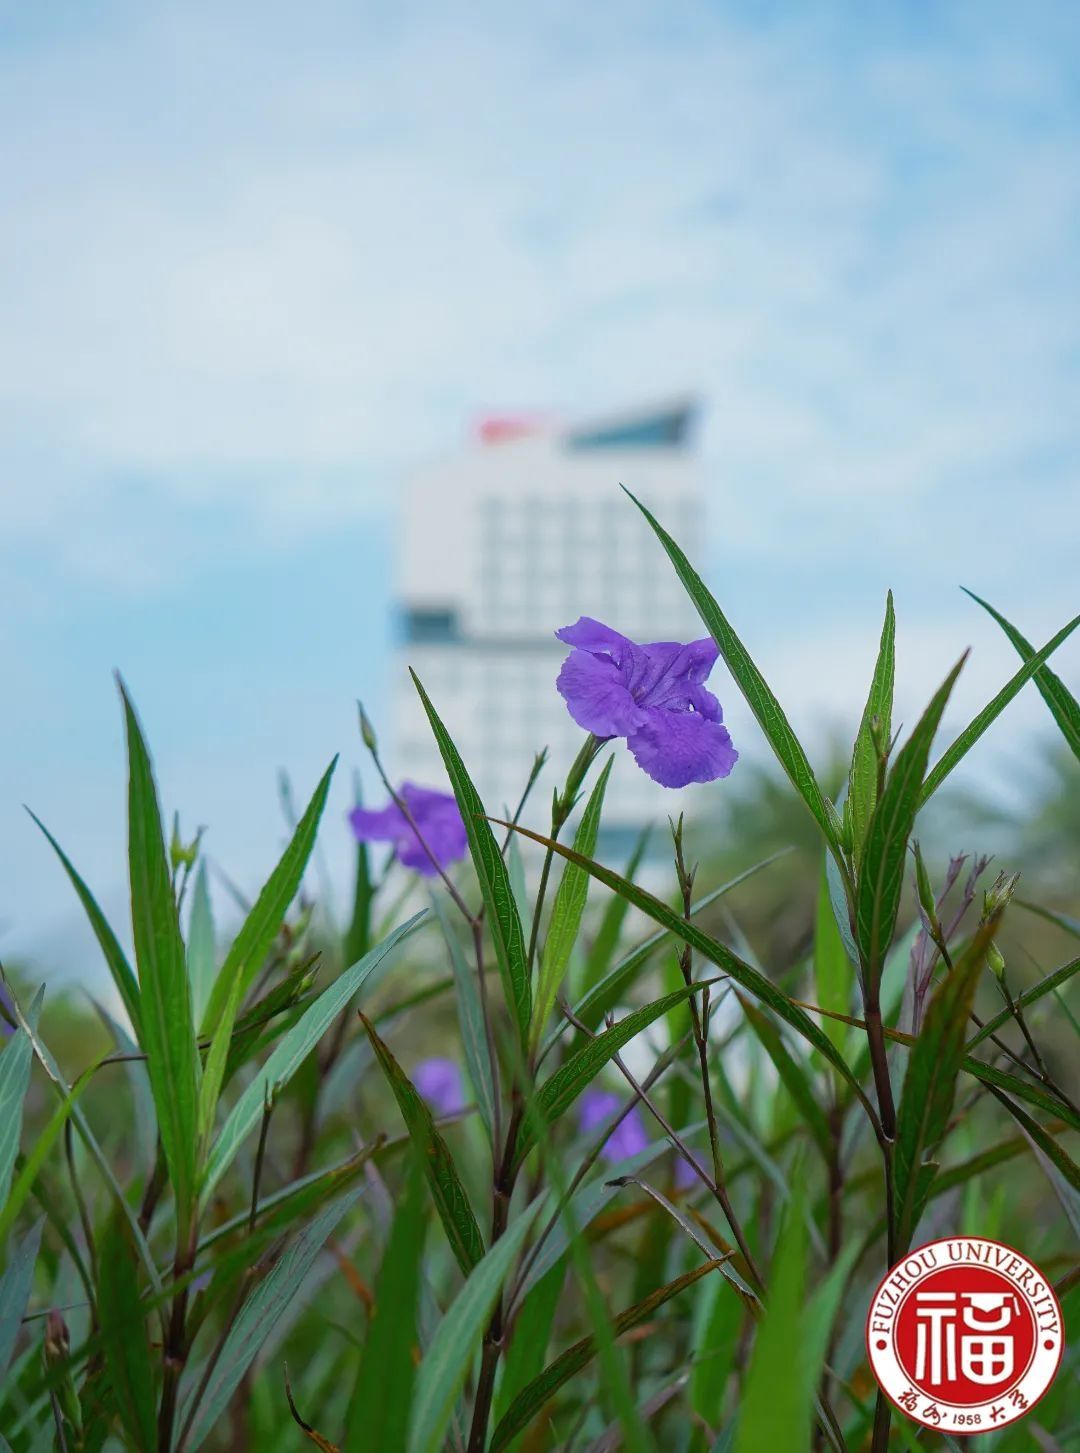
555, 618, 737, 788
414, 1057, 465, 1116
578, 1089, 649, 1162
674, 1151, 709, 1192
349, 783, 467, 877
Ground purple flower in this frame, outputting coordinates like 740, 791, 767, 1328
555, 618, 738, 788
414, 1057, 465, 1115
349, 783, 467, 877
579, 1089, 649, 1163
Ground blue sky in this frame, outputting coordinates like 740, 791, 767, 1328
1, 0, 1078, 973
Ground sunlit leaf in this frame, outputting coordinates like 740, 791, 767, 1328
847, 591, 895, 865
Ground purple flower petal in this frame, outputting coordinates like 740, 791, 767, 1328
555, 618, 736, 789
414, 1057, 465, 1115
578, 1088, 649, 1163
556, 649, 644, 737
349, 782, 466, 878
627, 708, 738, 788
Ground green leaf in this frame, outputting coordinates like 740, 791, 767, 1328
412, 671, 531, 1048
624, 485, 843, 856
28, 811, 142, 1040
736, 995, 832, 1162
581, 825, 652, 995
198, 760, 336, 1147
502, 822, 875, 1128
514, 983, 708, 1171
0, 988, 40, 1213
186, 860, 217, 1030
408, 1207, 540, 1453
343, 1158, 425, 1453
855, 655, 966, 992
489, 1260, 723, 1453
494, 1262, 566, 1450
921, 609, 1080, 803
531, 756, 613, 1052
98, 1209, 157, 1451
690, 1259, 745, 1432
431, 893, 498, 1147
202, 912, 424, 1202
0, 1064, 95, 1245
360, 1014, 486, 1276
963, 589, 1080, 760
0, 1217, 43, 1376
847, 591, 895, 865
342, 777, 374, 971
986, 1089, 1080, 1195
120, 680, 200, 1229
734, 1190, 810, 1453
813, 865, 850, 1053
180, 1189, 363, 1453
893, 919, 999, 1251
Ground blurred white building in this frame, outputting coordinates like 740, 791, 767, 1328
394, 399, 705, 852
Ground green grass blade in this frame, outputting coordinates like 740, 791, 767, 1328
198, 759, 336, 1146
734, 1189, 809, 1453
855, 654, 966, 992
181, 1189, 363, 1453
963, 589, 1080, 760
360, 1013, 486, 1276
431, 893, 498, 1147
0, 1217, 43, 1376
531, 756, 613, 1052
813, 865, 850, 1053
120, 680, 200, 1230
581, 824, 652, 995
501, 821, 875, 1127
28, 811, 142, 1039
202, 912, 424, 1202
98, 1209, 157, 1451
0, 1065, 95, 1245
0, 987, 40, 1213
186, 860, 217, 1030
624, 485, 844, 856
494, 1261, 566, 1448
408, 1207, 540, 1453
893, 918, 999, 1251
342, 778, 374, 971
343, 1158, 426, 1453
986, 1089, 1080, 1195
514, 983, 707, 1170
412, 671, 531, 1048
847, 591, 895, 865
489, 1260, 723, 1453
921, 610, 1080, 804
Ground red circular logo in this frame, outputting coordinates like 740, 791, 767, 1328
866, 1237, 1063, 1435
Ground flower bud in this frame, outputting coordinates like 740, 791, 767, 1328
987, 940, 1006, 981
43, 1309, 69, 1365
357, 702, 378, 753
983, 870, 1020, 918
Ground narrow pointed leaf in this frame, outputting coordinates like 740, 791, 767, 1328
181, 1189, 363, 1453
967, 953, 1080, 1047
624, 486, 843, 855
0, 1217, 43, 1376
964, 589, 1080, 760
495, 1261, 566, 1447
0, 989, 40, 1213
360, 1014, 485, 1276
98, 1209, 157, 1451
203, 913, 424, 1201
412, 671, 531, 1047
186, 860, 217, 1029
848, 591, 895, 865
514, 983, 708, 1170
432, 893, 498, 1146
986, 1089, 1080, 1195
531, 756, 613, 1051
408, 1208, 540, 1453
921, 610, 1080, 803
813, 865, 850, 1052
344, 1159, 425, 1453
121, 681, 200, 1227
199, 760, 336, 1143
489, 1260, 723, 1453
855, 655, 966, 992
28, 811, 142, 1039
894, 918, 999, 1251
